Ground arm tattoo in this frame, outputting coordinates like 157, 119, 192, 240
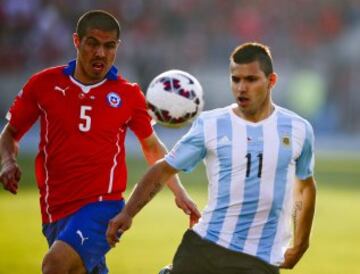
136, 182, 163, 211
293, 201, 303, 230
295, 201, 303, 212
150, 182, 162, 198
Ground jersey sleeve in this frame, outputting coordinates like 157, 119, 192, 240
296, 121, 315, 180
165, 116, 206, 172
6, 76, 40, 141
128, 84, 153, 140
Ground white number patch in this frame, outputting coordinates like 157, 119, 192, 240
79, 105, 92, 132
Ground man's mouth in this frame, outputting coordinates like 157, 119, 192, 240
92, 62, 105, 72
238, 96, 250, 106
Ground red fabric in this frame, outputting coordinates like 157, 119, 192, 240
7, 66, 153, 224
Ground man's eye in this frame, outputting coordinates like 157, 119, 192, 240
86, 40, 98, 47
232, 76, 240, 83
105, 44, 116, 50
247, 77, 258, 82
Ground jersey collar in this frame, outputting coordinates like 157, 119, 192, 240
63, 60, 118, 81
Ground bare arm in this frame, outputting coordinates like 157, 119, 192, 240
106, 159, 177, 247
139, 132, 185, 195
139, 133, 200, 223
280, 176, 316, 269
0, 124, 22, 194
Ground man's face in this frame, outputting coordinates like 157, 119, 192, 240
230, 60, 276, 119
73, 28, 119, 84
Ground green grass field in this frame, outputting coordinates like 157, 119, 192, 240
0, 154, 359, 274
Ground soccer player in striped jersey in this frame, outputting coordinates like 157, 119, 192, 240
107, 42, 317, 274
0, 10, 200, 274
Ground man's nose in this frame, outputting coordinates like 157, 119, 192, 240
237, 81, 247, 93
95, 45, 105, 57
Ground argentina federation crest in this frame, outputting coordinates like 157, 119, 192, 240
107, 92, 122, 108
281, 135, 291, 147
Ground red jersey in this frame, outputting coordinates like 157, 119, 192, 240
7, 60, 153, 224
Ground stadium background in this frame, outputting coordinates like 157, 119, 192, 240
0, 1, 359, 274
1, 0, 360, 140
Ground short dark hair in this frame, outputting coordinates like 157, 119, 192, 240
76, 10, 121, 40
230, 42, 273, 76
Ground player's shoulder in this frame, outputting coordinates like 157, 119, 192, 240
276, 105, 313, 131
28, 65, 67, 83
114, 76, 141, 92
198, 105, 230, 121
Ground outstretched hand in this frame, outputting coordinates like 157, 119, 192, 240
0, 160, 21, 194
174, 192, 201, 228
106, 210, 133, 248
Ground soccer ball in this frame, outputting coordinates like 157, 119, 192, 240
146, 69, 204, 128
158, 264, 173, 274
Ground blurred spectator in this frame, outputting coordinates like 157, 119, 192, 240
1, 0, 360, 134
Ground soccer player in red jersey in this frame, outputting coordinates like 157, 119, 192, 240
0, 10, 200, 274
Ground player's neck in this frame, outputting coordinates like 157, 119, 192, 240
74, 66, 105, 85
234, 102, 275, 123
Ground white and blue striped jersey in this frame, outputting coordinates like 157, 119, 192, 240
165, 104, 315, 266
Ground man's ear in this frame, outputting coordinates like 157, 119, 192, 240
268, 72, 278, 89
73, 33, 80, 49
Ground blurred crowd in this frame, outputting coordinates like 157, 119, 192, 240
1, 0, 360, 134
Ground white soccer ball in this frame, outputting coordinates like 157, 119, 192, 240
146, 69, 204, 128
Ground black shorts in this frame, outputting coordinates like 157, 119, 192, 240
172, 230, 279, 274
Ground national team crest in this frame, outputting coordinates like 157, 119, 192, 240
282, 136, 291, 146
107, 92, 121, 108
